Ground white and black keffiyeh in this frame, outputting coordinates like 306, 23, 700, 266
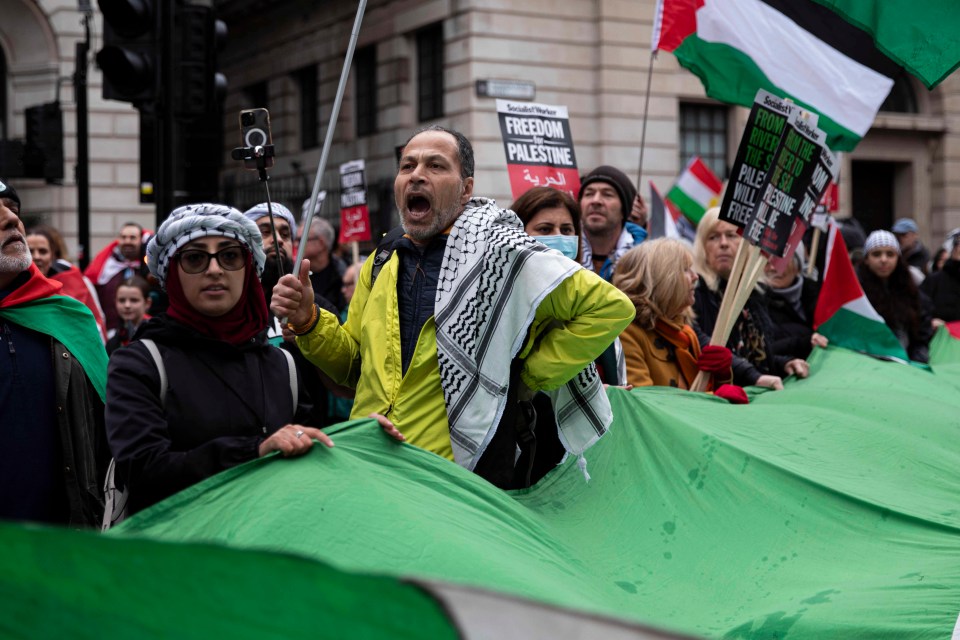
435, 198, 613, 478
147, 203, 266, 288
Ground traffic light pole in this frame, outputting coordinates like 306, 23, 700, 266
155, 2, 176, 228
74, 10, 91, 269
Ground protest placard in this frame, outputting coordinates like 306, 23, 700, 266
719, 90, 794, 229
744, 110, 831, 258
496, 99, 580, 200
339, 159, 371, 244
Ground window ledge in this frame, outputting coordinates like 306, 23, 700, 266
872, 113, 946, 133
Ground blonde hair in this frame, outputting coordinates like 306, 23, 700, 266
613, 238, 695, 330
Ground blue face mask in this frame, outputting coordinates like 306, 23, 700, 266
536, 234, 579, 261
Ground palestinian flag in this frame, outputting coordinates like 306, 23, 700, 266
651, 0, 960, 151
665, 156, 722, 225
646, 181, 680, 240
0, 264, 108, 399
813, 221, 909, 362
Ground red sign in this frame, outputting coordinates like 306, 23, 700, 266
340, 205, 370, 244
505, 165, 580, 201
820, 181, 839, 212
339, 159, 371, 243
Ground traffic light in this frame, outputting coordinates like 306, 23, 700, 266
172, 4, 227, 118
24, 102, 64, 183
96, 0, 159, 106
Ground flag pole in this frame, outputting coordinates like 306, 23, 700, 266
292, 0, 367, 277
635, 51, 658, 192
806, 228, 821, 278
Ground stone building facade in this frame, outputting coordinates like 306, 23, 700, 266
4, 0, 960, 256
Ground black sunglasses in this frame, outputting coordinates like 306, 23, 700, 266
176, 246, 247, 274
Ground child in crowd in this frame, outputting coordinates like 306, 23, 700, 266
106, 276, 151, 355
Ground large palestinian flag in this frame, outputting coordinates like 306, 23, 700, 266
652, 0, 960, 151
7, 333, 960, 638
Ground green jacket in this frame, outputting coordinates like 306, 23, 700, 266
297, 251, 634, 460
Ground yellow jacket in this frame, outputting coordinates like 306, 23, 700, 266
297, 251, 634, 460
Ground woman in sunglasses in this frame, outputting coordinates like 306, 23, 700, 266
105, 204, 332, 515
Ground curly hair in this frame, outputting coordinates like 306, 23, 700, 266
613, 238, 696, 330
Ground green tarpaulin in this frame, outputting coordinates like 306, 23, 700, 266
4, 331, 960, 638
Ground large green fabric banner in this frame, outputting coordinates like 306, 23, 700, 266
3, 332, 960, 638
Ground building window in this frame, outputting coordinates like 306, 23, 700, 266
355, 46, 377, 137
244, 81, 268, 110
295, 65, 319, 149
679, 103, 728, 180
416, 23, 444, 122
879, 71, 919, 114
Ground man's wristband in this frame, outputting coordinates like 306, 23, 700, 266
287, 303, 320, 336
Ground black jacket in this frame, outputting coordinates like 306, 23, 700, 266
921, 259, 960, 323
764, 277, 820, 360
693, 279, 791, 385
105, 315, 314, 514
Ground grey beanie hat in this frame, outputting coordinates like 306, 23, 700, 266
243, 202, 297, 236
147, 203, 266, 287
864, 230, 900, 256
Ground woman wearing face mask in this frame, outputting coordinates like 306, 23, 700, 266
513, 187, 625, 385
513, 186, 582, 262
105, 204, 333, 515
858, 230, 933, 363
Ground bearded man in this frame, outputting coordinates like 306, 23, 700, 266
271, 126, 634, 488
0, 180, 109, 526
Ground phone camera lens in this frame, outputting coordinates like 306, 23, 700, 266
241, 113, 255, 126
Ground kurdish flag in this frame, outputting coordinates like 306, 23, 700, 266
665, 156, 722, 225
651, 0, 960, 151
813, 221, 909, 362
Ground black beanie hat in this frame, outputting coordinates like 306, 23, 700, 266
578, 165, 636, 226
0, 179, 19, 209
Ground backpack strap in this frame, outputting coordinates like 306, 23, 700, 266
279, 347, 298, 415
140, 338, 167, 406
370, 226, 407, 287
105, 337, 165, 532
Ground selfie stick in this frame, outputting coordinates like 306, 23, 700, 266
292, 0, 368, 277
255, 146, 283, 266
230, 142, 282, 261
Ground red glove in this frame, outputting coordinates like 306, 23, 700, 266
714, 384, 749, 405
697, 345, 733, 373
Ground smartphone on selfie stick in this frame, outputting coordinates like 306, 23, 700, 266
231, 108, 281, 262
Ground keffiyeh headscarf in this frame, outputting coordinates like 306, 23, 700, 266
436, 198, 613, 480
147, 203, 269, 345
147, 203, 266, 288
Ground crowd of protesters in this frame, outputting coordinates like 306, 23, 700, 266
2, 125, 959, 528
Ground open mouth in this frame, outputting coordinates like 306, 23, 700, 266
406, 194, 431, 214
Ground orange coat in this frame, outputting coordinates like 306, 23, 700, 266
619, 320, 701, 389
